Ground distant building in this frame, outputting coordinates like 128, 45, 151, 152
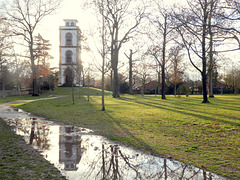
145, 81, 159, 92
134, 81, 160, 93
59, 19, 81, 87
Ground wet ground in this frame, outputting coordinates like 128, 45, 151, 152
0, 100, 228, 180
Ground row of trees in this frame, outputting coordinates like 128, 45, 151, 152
83, 0, 240, 108
0, 0, 60, 97
0, 0, 61, 96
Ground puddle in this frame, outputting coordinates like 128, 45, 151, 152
0, 105, 228, 180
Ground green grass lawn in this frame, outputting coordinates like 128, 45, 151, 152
10, 87, 240, 179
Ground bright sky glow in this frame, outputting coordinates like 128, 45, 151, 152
39, 0, 187, 68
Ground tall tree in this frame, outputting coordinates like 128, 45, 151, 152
94, 0, 145, 98
175, 0, 213, 103
124, 49, 138, 95
146, 45, 162, 95
3, 0, 61, 96
175, 0, 239, 102
206, 0, 229, 98
93, 0, 110, 110
147, 2, 175, 99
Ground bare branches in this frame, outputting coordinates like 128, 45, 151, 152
4, 0, 61, 42
92, 0, 146, 97
3, 0, 61, 96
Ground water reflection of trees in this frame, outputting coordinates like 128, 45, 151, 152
7, 118, 51, 150
29, 120, 51, 150
83, 144, 214, 180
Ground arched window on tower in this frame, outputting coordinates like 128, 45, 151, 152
66, 51, 72, 64
66, 33, 72, 46
71, 22, 74, 26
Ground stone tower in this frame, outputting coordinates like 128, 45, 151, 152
59, 19, 81, 87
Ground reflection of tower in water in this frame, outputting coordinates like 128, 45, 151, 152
59, 126, 82, 171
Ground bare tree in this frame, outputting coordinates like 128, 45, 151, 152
93, 0, 146, 98
135, 55, 151, 96
124, 49, 138, 95
92, 0, 111, 110
175, 0, 214, 103
169, 46, 184, 97
175, 0, 240, 102
0, 17, 13, 98
147, 3, 175, 99
3, 0, 61, 96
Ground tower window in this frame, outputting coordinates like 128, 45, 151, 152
71, 22, 74, 26
66, 51, 72, 63
66, 33, 72, 46
66, 22, 69, 26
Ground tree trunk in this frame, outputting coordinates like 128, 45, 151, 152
82, 73, 85, 87
113, 67, 119, 97
202, 3, 209, 103
158, 70, 161, 95
209, 70, 214, 97
101, 0, 106, 111
102, 72, 105, 111
102, 144, 106, 179
30, 34, 38, 96
87, 76, 90, 101
129, 49, 133, 95
1, 64, 6, 99
110, 69, 113, 91
164, 158, 167, 180
101, 56, 105, 110
78, 67, 81, 99
112, 46, 119, 98
2, 76, 5, 99
208, 2, 214, 98
161, 66, 166, 99
161, 16, 167, 100
141, 78, 145, 96
155, 86, 157, 97
174, 82, 177, 97
202, 72, 209, 103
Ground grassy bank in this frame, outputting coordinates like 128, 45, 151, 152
13, 87, 240, 179
0, 118, 66, 179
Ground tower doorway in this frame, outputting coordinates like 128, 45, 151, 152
65, 68, 74, 87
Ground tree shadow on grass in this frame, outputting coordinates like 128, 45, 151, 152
118, 97, 240, 127
145, 95, 240, 112
103, 111, 158, 155
146, 96, 240, 123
